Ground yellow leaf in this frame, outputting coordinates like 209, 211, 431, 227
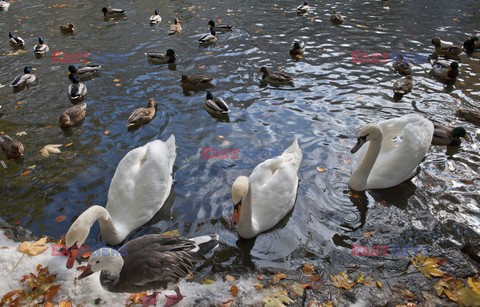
18, 237, 48, 256
115, 83, 122, 87
467, 277, 480, 296
113, 79, 120, 82
20, 169, 30, 176
64, 142, 74, 147
330, 271, 355, 290
289, 282, 304, 297
412, 254, 445, 279
376, 281, 383, 288
161, 229, 180, 237
302, 263, 315, 276
272, 272, 287, 284
255, 283, 264, 291
27, 165, 36, 170
202, 279, 215, 285
127, 292, 148, 304
225, 275, 235, 282
458, 286, 480, 306
219, 135, 224, 139
315, 167, 326, 173
59, 301, 73, 307
262, 289, 293, 307
433, 276, 464, 303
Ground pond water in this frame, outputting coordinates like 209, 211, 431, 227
1, 0, 479, 274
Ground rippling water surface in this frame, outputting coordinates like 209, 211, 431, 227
1, 0, 480, 271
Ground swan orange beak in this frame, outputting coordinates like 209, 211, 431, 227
78, 264, 94, 280
232, 203, 242, 225
66, 243, 79, 269
351, 136, 367, 154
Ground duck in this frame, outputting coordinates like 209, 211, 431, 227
199, 30, 217, 46
208, 20, 233, 32
349, 114, 433, 191
455, 108, 480, 126
33, 37, 49, 55
60, 23, 76, 33
296, 1, 309, 14
65, 136, 177, 269
102, 7, 126, 18
10, 66, 36, 88
150, 10, 161, 24
59, 103, 86, 129
431, 60, 459, 81
231, 138, 302, 239
77, 234, 219, 307
0, 134, 24, 160
168, 18, 182, 35
204, 91, 229, 115
431, 37, 462, 58
432, 125, 471, 147
259, 66, 294, 85
68, 64, 102, 80
0, 0, 10, 10
8, 32, 25, 47
463, 36, 479, 54
289, 41, 305, 56
393, 74, 413, 95
144, 49, 176, 64
181, 75, 213, 89
68, 75, 87, 101
393, 54, 413, 76
330, 11, 344, 23
126, 98, 157, 127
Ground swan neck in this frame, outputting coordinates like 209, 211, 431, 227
350, 135, 382, 191
84, 206, 123, 245
237, 182, 256, 238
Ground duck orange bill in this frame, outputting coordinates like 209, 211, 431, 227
66, 243, 79, 269
78, 264, 94, 280
232, 203, 242, 225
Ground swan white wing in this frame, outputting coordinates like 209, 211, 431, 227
106, 136, 176, 236
353, 115, 433, 189
248, 139, 302, 234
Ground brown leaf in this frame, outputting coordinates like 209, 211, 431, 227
59, 301, 73, 307
20, 170, 31, 176
272, 272, 287, 284
257, 274, 264, 281
198, 65, 206, 69
230, 285, 238, 297
44, 302, 54, 307
103, 130, 110, 135
309, 275, 321, 282
127, 292, 148, 304
330, 272, 355, 290
221, 299, 234, 307
43, 284, 61, 300
303, 263, 315, 276
55, 215, 66, 222
363, 231, 374, 238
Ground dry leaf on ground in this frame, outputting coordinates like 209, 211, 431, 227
18, 237, 48, 256
330, 271, 355, 290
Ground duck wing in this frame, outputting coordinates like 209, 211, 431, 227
126, 108, 154, 126
10, 74, 23, 87
205, 98, 229, 113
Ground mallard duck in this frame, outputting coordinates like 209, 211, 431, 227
259, 67, 294, 85
67, 64, 102, 80
168, 18, 182, 35
8, 32, 25, 47
33, 37, 49, 55
330, 11, 344, 23
204, 91, 229, 115
59, 103, 86, 129
208, 20, 233, 31
181, 75, 213, 89
60, 23, 76, 33
150, 10, 161, 24
393, 54, 413, 76
296, 1, 309, 13
455, 108, 480, 126
199, 30, 217, 45
102, 7, 126, 18
431, 60, 459, 81
0, 134, 24, 160
68, 75, 87, 101
10, 66, 36, 88
432, 125, 471, 147
431, 37, 462, 58
126, 98, 156, 127
0, 0, 10, 10
76, 234, 219, 307
289, 41, 305, 55
145, 49, 176, 64
463, 36, 479, 54
393, 74, 413, 95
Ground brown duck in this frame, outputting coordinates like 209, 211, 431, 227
0, 134, 24, 159
126, 98, 157, 127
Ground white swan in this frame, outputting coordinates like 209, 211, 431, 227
349, 114, 433, 191
65, 136, 176, 268
231, 138, 302, 239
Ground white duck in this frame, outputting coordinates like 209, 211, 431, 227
349, 114, 433, 191
231, 138, 302, 239
65, 136, 176, 268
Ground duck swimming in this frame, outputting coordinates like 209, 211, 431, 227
68, 75, 87, 101
259, 66, 294, 85
60, 23, 76, 33
168, 18, 182, 35
59, 103, 87, 129
289, 41, 305, 56
199, 30, 217, 46
10, 66, 36, 88
208, 20, 233, 32
8, 32, 25, 47
126, 98, 157, 127
144, 49, 176, 64
204, 91, 230, 115
68, 64, 102, 80
432, 125, 471, 147
33, 37, 49, 55
0, 134, 24, 160
102, 7, 126, 18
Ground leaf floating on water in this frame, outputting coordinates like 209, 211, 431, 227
204, 51, 213, 55
20, 169, 30, 176
376, 281, 383, 288
103, 130, 110, 136
161, 229, 180, 237
225, 275, 235, 282
302, 263, 315, 276
202, 279, 215, 285
330, 271, 355, 290
40, 144, 62, 157
113, 79, 120, 82
16, 131, 27, 136
262, 289, 293, 307
55, 215, 66, 222
115, 83, 122, 87
257, 274, 265, 281
230, 285, 238, 297
64, 142, 73, 147
272, 272, 287, 284
219, 135, 225, 139
315, 167, 326, 173
363, 231, 374, 238
198, 65, 206, 70
18, 237, 48, 256
255, 283, 264, 291
412, 254, 445, 279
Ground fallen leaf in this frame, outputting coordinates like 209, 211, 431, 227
468, 277, 480, 296
127, 292, 148, 305
44, 302, 54, 307
55, 215, 66, 222
161, 229, 180, 237
64, 142, 73, 147
412, 254, 445, 279
272, 272, 287, 284
221, 299, 234, 307
230, 285, 238, 297
59, 302, 73, 307
257, 274, 265, 281
401, 289, 416, 301
433, 275, 464, 303
263, 289, 293, 307
219, 135, 224, 139
113, 79, 120, 82
458, 285, 480, 306
289, 282, 305, 297
103, 130, 110, 135
18, 237, 48, 256
81, 251, 92, 259
309, 275, 321, 282
40, 144, 63, 157
225, 275, 235, 282
202, 279, 215, 285
376, 281, 383, 288
16, 131, 27, 136
20, 170, 31, 176
315, 166, 326, 173
198, 65, 206, 69
330, 272, 355, 290
303, 263, 315, 276
363, 231, 374, 238
27, 165, 36, 170
43, 284, 61, 300
115, 83, 122, 87
16, 101, 23, 105
255, 283, 264, 291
